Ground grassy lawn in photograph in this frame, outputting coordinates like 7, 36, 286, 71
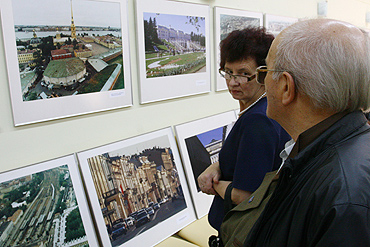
78, 64, 118, 94
106, 55, 124, 90
146, 52, 206, 78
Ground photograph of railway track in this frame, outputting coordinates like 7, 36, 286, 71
0, 156, 98, 247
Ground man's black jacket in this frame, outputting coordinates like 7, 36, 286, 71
245, 111, 370, 247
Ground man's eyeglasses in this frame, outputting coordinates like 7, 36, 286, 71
219, 69, 256, 83
255, 66, 285, 85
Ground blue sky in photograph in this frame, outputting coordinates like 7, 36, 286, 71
197, 126, 223, 147
143, 12, 205, 35
12, 0, 121, 28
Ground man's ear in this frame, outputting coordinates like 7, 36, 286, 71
280, 71, 296, 106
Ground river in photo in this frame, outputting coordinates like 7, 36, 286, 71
15, 30, 122, 40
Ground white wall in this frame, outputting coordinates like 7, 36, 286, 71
0, 0, 369, 172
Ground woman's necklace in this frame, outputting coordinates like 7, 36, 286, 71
238, 92, 266, 117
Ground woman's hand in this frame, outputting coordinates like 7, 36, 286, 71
213, 181, 252, 205
197, 162, 221, 195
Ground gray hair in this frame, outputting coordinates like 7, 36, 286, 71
272, 19, 370, 113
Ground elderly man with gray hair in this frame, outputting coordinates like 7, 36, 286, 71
249, 18, 370, 246
218, 18, 370, 247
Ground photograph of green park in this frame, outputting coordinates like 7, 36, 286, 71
143, 12, 206, 78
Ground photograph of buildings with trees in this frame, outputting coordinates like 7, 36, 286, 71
11, 0, 125, 101
86, 135, 187, 246
143, 12, 206, 78
0, 165, 88, 247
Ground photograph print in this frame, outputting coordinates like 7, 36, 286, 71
0, 0, 132, 125
136, 0, 210, 104
264, 13, 299, 36
214, 7, 263, 91
185, 123, 233, 191
77, 127, 196, 247
175, 111, 237, 218
0, 155, 98, 247
144, 13, 206, 78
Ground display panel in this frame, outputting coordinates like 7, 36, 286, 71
136, 0, 210, 103
0, 0, 132, 126
175, 111, 237, 218
0, 155, 98, 246
214, 7, 263, 91
77, 127, 196, 247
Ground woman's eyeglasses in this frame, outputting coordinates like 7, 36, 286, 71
219, 69, 256, 84
219, 66, 285, 85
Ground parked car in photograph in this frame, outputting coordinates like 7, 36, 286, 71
124, 216, 135, 228
135, 209, 151, 227
153, 202, 160, 210
160, 197, 168, 204
145, 207, 155, 217
111, 221, 127, 240
128, 211, 138, 220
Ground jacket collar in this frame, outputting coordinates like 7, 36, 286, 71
282, 110, 369, 177
289, 111, 349, 158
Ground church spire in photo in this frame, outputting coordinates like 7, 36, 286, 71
70, 0, 76, 39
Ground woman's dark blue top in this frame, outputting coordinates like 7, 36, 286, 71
208, 97, 291, 231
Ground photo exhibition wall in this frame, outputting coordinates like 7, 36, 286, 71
0, 0, 369, 246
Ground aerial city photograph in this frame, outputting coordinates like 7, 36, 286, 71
0, 165, 88, 247
143, 12, 206, 78
220, 14, 260, 41
87, 136, 187, 246
12, 0, 125, 101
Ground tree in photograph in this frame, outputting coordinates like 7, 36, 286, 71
25, 91, 38, 101
0, 201, 17, 218
33, 51, 44, 75
65, 208, 86, 242
5, 189, 23, 202
72, 39, 79, 50
65, 37, 72, 45
190, 32, 205, 47
55, 192, 67, 214
186, 16, 205, 33
144, 17, 161, 51
38, 36, 56, 59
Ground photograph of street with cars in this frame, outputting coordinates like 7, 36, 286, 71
0, 164, 89, 247
144, 12, 206, 78
84, 135, 188, 246
11, 0, 125, 101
